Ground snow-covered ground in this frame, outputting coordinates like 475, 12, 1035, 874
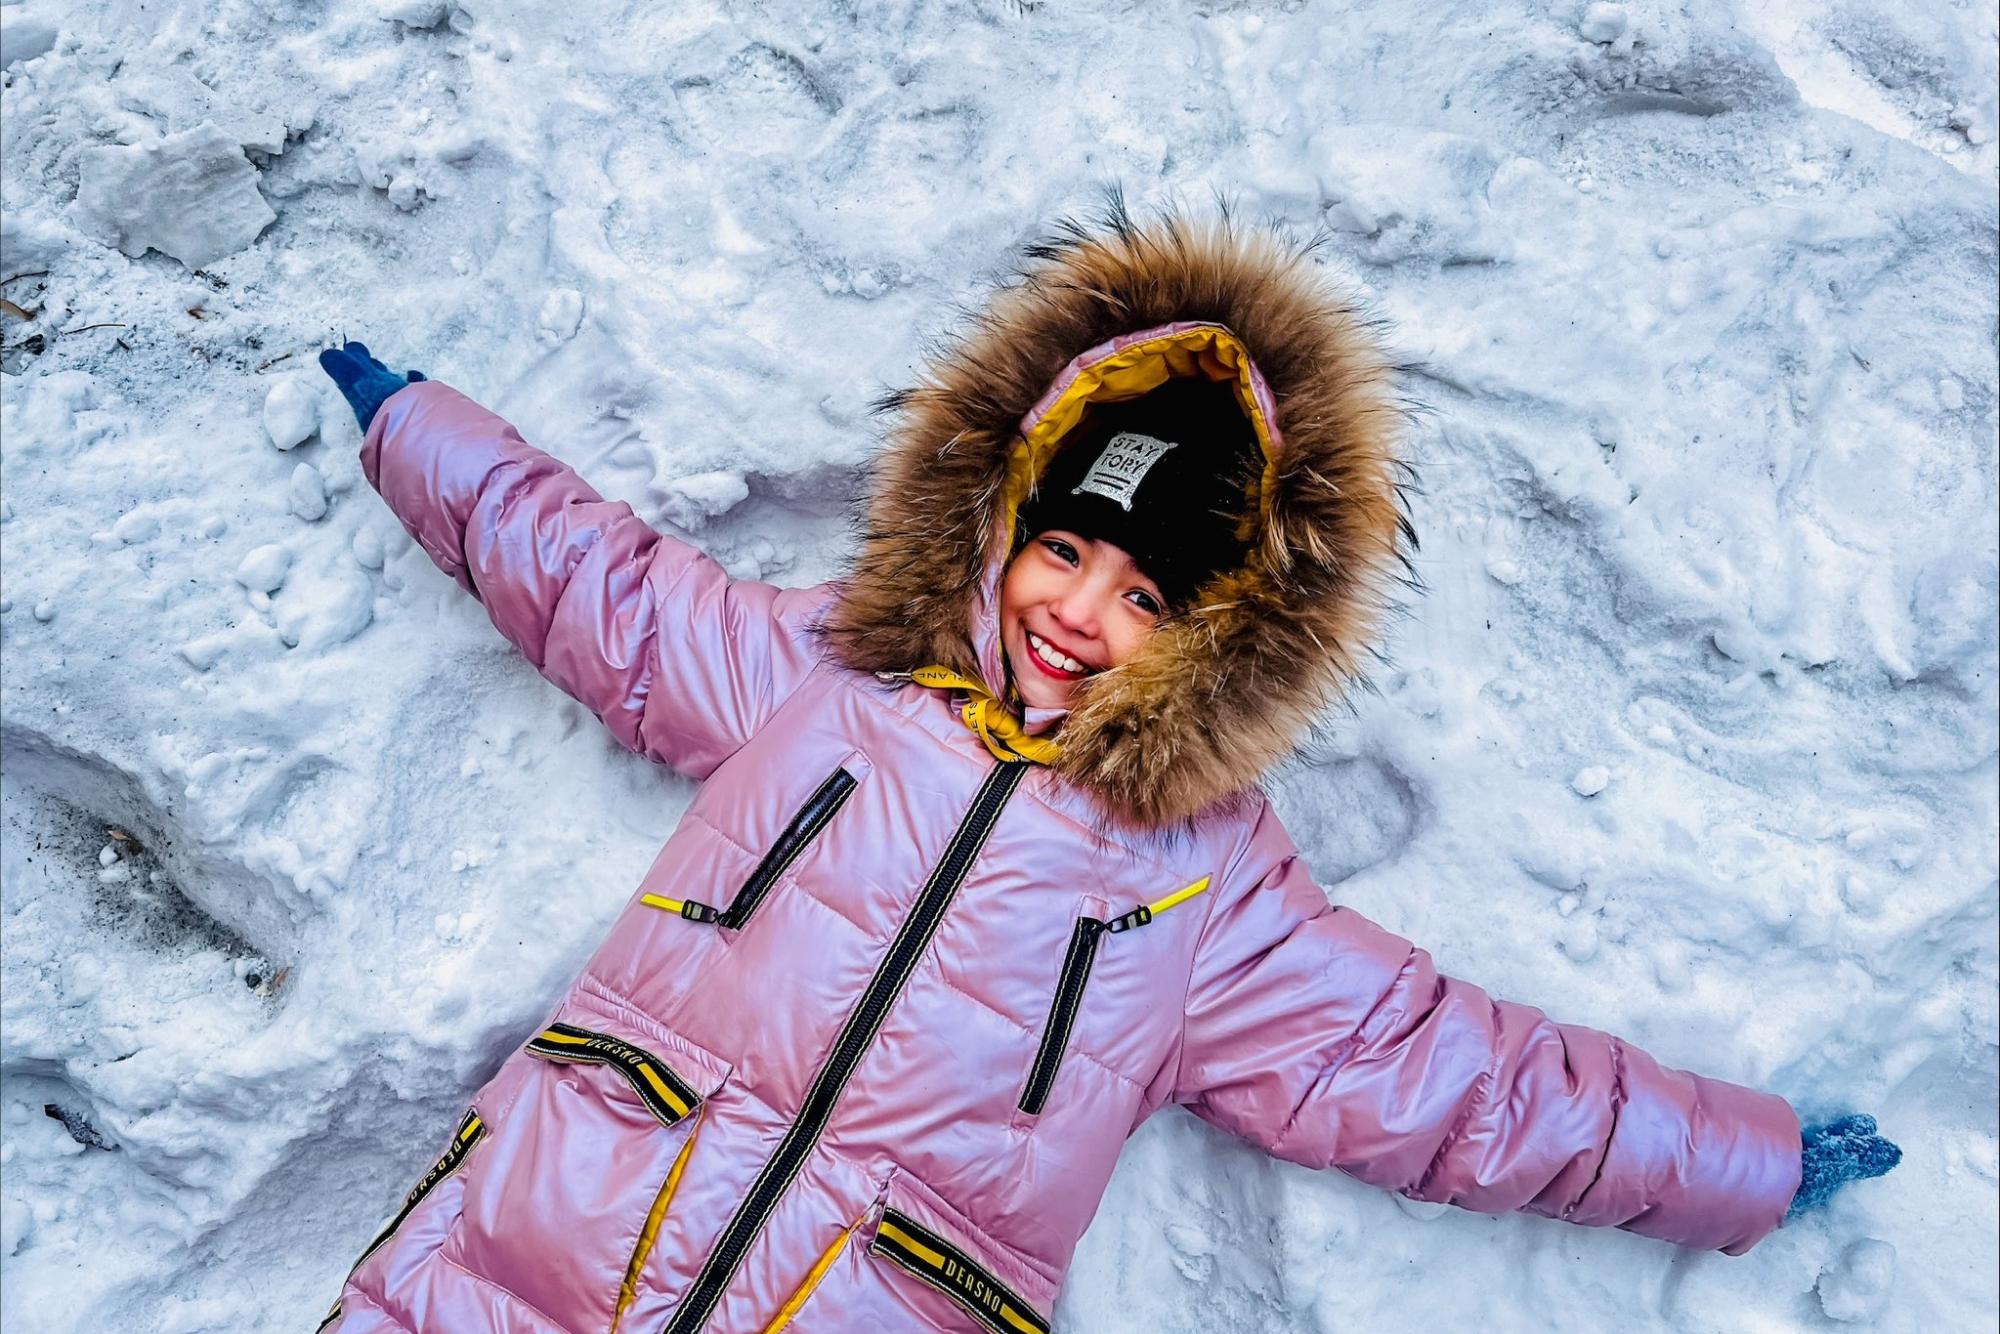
2, 0, 1994, 1329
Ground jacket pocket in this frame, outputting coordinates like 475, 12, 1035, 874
1017, 916, 1105, 1117
863, 1172, 1054, 1334
1017, 876, 1214, 1118
327, 1104, 488, 1325
441, 988, 731, 1333
644, 759, 862, 930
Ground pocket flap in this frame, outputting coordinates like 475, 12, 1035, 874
867, 1173, 1054, 1334
524, 986, 731, 1128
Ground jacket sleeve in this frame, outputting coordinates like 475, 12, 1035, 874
1175, 803, 1802, 1256
359, 380, 829, 780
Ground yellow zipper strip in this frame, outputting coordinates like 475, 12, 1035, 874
609, 1105, 707, 1334
760, 1208, 868, 1334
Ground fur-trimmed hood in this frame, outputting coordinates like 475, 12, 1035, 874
816, 205, 1416, 830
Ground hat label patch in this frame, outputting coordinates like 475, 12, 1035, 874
1071, 431, 1177, 512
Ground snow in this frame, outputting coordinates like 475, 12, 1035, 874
1, 1, 1994, 1332
1817, 1236, 1898, 1323
262, 375, 321, 450
288, 462, 329, 521
231, 543, 291, 594
74, 123, 277, 270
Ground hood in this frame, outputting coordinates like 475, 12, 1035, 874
815, 205, 1415, 831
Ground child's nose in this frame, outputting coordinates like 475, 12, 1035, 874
1048, 593, 1101, 642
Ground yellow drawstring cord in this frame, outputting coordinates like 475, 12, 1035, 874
1146, 876, 1212, 916
908, 666, 1063, 766
1106, 875, 1212, 932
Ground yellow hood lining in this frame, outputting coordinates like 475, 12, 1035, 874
996, 324, 1282, 562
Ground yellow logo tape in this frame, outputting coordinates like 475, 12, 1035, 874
526, 1023, 699, 1126
871, 1210, 1049, 1334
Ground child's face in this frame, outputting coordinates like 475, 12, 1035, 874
999, 529, 1166, 710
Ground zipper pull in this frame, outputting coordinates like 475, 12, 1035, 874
873, 670, 915, 683
1104, 906, 1150, 934
641, 893, 720, 924
1106, 875, 1213, 934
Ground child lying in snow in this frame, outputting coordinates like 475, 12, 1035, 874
312, 211, 1898, 1334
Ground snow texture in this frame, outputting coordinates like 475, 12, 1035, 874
1, 1, 1994, 1331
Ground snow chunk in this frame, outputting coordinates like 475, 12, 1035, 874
233, 544, 292, 593
111, 510, 159, 545
1817, 1239, 1896, 1323
660, 471, 750, 530
538, 289, 584, 343
178, 632, 231, 671
351, 526, 386, 571
112, 63, 293, 156
1579, 4, 1630, 45
288, 463, 329, 522
0, 214, 76, 283
262, 378, 321, 450
379, 1, 451, 29
274, 564, 375, 650
1570, 766, 1611, 797
0, 12, 59, 68
73, 123, 276, 270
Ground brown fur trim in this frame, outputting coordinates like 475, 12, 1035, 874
812, 201, 1417, 830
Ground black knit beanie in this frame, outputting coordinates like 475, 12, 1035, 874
1014, 376, 1262, 610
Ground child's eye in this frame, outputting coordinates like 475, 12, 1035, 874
1128, 590, 1162, 616
1041, 539, 1078, 565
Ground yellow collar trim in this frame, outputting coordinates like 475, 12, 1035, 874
911, 666, 1063, 766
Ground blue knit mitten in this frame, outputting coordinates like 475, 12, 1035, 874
1787, 1113, 1901, 1221
318, 341, 427, 434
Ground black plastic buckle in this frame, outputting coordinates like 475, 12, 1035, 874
1105, 904, 1153, 934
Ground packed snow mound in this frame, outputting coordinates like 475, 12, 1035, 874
2, 1, 1994, 1332
74, 122, 277, 270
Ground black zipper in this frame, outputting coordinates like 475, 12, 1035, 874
1017, 898, 1165, 1117
719, 766, 857, 930
661, 756, 1028, 1334
1017, 917, 1105, 1116
670, 766, 858, 928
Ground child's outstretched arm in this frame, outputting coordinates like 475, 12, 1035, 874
1176, 803, 1825, 1256
320, 343, 825, 780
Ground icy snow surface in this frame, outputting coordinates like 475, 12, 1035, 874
2, 1, 1995, 1330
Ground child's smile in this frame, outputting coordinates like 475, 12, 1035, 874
999, 529, 1165, 711
1021, 627, 1093, 681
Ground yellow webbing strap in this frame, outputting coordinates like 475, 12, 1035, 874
909, 666, 1062, 766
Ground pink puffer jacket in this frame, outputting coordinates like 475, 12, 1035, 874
321, 216, 1802, 1334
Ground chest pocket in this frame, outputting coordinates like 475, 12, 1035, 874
1016, 876, 1211, 1117
646, 756, 865, 931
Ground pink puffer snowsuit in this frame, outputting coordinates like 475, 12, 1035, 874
321, 215, 1802, 1334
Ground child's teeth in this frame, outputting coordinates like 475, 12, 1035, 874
1030, 632, 1084, 674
